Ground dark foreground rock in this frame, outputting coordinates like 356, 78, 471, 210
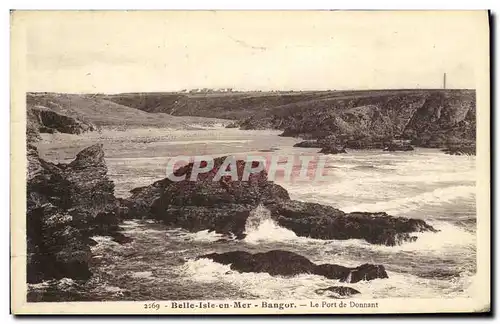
123, 155, 437, 246
27, 144, 130, 283
268, 200, 436, 246
123, 156, 290, 237
315, 286, 361, 298
199, 250, 388, 283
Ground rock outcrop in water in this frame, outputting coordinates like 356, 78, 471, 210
122, 157, 289, 239
267, 201, 436, 246
199, 250, 389, 283
123, 155, 436, 246
27, 143, 129, 283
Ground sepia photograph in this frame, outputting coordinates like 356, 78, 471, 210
10, 10, 490, 314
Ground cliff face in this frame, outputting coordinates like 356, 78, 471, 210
103, 89, 475, 149
239, 90, 476, 149
27, 144, 129, 283
27, 105, 96, 140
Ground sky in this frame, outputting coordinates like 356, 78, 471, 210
19, 11, 488, 93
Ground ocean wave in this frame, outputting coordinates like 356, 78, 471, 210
243, 204, 300, 244
331, 220, 477, 254
282, 172, 475, 204
241, 205, 474, 259
130, 271, 154, 279
244, 219, 300, 244
184, 230, 229, 242
341, 185, 476, 214
177, 258, 338, 299
178, 258, 474, 299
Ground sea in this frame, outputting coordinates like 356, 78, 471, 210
32, 127, 477, 301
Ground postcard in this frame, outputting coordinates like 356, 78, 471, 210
10, 10, 490, 314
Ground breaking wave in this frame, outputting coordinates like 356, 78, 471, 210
243, 204, 299, 244
341, 185, 476, 214
178, 258, 475, 299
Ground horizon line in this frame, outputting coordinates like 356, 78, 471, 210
26, 88, 476, 95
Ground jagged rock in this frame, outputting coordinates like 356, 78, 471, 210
316, 263, 389, 282
239, 90, 475, 149
27, 144, 130, 283
123, 157, 290, 231
200, 250, 315, 277
27, 204, 92, 283
124, 155, 436, 246
159, 205, 251, 239
267, 201, 436, 246
120, 178, 173, 219
199, 250, 389, 283
315, 286, 361, 298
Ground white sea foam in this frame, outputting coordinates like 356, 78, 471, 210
341, 185, 476, 214
103, 285, 125, 293
187, 230, 227, 242
90, 236, 119, 244
130, 271, 154, 279
239, 204, 474, 256
168, 228, 231, 243
179, 258, 474, 299
330, 220, 477, 254
243, 204, 299, 244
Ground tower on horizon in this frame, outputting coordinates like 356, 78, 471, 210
443, 73, 447, 89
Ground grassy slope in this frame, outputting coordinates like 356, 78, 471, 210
102, 91, 339, 120
27, 93, 227, 130
102, 89, 472, 120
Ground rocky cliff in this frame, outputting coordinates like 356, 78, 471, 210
100, 89, 475, 151
27, 144, 130, 283
27, 105, 96, 140
239, 90, 476, 150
